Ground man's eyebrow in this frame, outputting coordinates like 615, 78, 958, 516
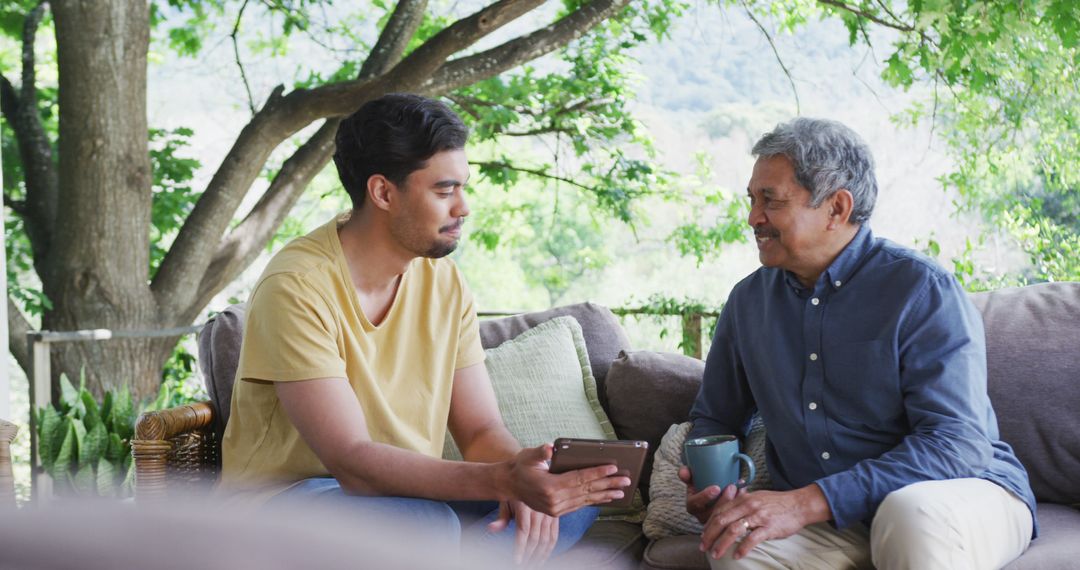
433, 177, 466, 188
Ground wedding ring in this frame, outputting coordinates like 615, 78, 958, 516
741, 519, 751, 535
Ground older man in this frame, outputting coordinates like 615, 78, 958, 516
682, 118, 1036, 569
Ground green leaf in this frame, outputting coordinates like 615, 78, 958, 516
59, 373, 79, 409
110, 387, 135, 441
73, 463, 96, 496
120, 454, 135, 497
96, 458, 118, 498
79, 422, 108, 469
100, 391, 114, 427
105, 433, 127, 463
71, 417, 87, 461
81, 389, 102, 428
37, 406, 63, 471
49, 420, 77, 482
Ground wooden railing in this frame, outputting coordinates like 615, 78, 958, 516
479, 306, 720, 359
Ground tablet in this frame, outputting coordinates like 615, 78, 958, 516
548, 437, 649, 509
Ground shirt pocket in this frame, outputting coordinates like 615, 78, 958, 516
822, 340, 903, 423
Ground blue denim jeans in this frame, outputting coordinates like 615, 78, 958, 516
268, 477, 599, 559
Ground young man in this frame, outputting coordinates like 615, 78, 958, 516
220, 93, 629, 565
683, 118, 1036, 569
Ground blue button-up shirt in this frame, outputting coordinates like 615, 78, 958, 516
689, 225, 1036, 532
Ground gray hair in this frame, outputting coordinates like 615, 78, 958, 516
751, 118, 878, 224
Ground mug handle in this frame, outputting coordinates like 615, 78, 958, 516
734, 453, 756, 488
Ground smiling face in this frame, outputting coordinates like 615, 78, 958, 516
747, 155, 839, 286
387, 149, 471, 259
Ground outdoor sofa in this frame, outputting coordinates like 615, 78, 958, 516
130, 281, 1080, 569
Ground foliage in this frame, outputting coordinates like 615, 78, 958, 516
615, 294, 721, 357
760, 0, 1080, 285
452, 0, 688, 226
149, 127, 203, 278
667, 153, 750, 265
35, 371, 206, 499
35, 372, 137, 498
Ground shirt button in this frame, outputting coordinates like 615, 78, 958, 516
809, 353, 818, 361
821, 451, 831, 460
808, 402, 818, 410
834, 280, 842, 287
811, 298, 820, 305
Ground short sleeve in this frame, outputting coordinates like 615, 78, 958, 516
237, 273, 348, 382
454, 269, 486, 371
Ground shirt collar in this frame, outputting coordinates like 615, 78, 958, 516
824, 224, 874, 291
782, 224, 875, 294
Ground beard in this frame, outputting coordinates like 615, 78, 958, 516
391, 219, 461, 259
423, 238, 458, 259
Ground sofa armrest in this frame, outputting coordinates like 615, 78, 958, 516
131, 401, 215, 503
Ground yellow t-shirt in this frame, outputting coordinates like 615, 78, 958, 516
220, 214, 485, 499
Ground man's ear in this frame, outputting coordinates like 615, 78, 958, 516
827, 189, 854, 229
367, 175, 395, 212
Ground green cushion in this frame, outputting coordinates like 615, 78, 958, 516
443, 316, 615, 460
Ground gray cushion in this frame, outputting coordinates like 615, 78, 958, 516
479, 303, 631, 410
605, 350, 704, 500
641, 534, 708, 570
554, 520, 646, 569
1001, 503, 1080, 569
969, 282, 1080, 505
196, 303, 246, 445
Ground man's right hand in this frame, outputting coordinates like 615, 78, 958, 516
502, 444, 631, 517
679, 465, 743, 524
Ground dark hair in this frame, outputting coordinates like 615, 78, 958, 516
752, 118, 878, 225
333, 93, 469, 209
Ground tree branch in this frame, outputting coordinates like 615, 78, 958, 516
0, 3, 59, 273
359, 0, 429, 78
232, 0, 257, 115
423, 0, 632, 95
7, 297, 32, 379
154, 0, 599, 314
474, 160, 594, 193
163, 0, 438, 316
742, 3, 800, 115
815, 0, 915, 32
182, 120, 337, 321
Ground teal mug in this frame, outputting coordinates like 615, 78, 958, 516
683, 435, 756, 491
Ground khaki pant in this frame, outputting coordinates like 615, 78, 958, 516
708, 479, 1032, 570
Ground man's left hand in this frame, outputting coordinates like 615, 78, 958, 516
488, 500, 560, 566
700, 484, 831, 561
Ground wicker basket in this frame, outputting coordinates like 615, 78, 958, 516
0, 419, 18, 508
131, 401, 219, 503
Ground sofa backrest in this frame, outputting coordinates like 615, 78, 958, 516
969, 281, 1080, 505
198, 302, 632, 443
197, 304, 247, 444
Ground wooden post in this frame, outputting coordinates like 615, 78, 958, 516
681, 312, 703, 359
28, 334, 52, 503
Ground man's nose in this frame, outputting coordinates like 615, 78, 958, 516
452, 192, 470, 218
747, 202, 765, 226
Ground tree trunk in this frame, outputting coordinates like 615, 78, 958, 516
47, 1, 162, 400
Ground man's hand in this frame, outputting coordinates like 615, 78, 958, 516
487, 500, 559, 566
699, 484, 832, 561
678, 465, 745, 524
502, 444, 630, 517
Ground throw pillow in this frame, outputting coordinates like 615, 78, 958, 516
605, 350, 704, 502
441, 316, 644, 519
442, 316, 615, 460
643, 418, 772, 540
